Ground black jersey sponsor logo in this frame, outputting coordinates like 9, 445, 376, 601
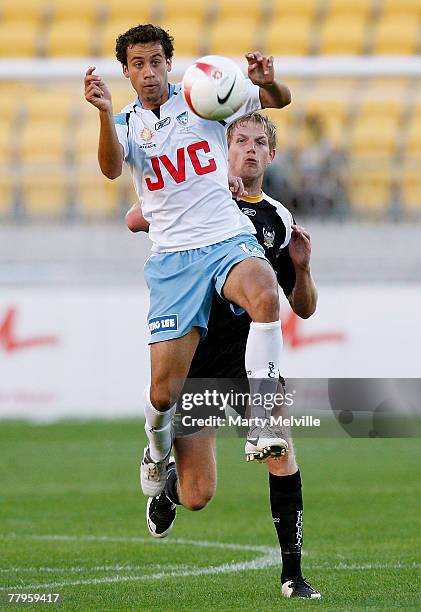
241, 207, 257, 216
263, 226, 275, 248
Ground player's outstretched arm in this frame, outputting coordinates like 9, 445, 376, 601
288, 225, 318, 319
245, 52, 291, 110
126, 202, 150, 233
84, 67, 123, 180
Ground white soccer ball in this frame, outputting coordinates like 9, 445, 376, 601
182, 55, 247, 121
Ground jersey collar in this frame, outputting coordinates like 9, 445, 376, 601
134, 83, 176, 110
241, 193, 264, 204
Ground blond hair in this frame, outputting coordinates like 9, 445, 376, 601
227, 112, 277, 152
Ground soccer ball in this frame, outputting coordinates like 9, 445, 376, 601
182, 55, 247, 121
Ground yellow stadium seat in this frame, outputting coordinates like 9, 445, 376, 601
24, 89, 75, 121
0, 93, 20, 122
161, 0, 209, 21
214, 0, 263, 19
0, 174, 15, 217
0, 121, 14, 163
44, 20, 94, 56
301, 97, 349, 145
75, 173, 122, 218
0, 22, 40, 57
405, 119, 421, 156
19, 120, 69, 163
350, 117, 399, 156
349, 165, 393, 214
318, 16, 367, 54
208, 19, 258, 55
382, 0, 421, 16
272, 0, 320, 18
400, 161, 421, 213
52, 0, 101, 21
0, 0, 48, 21
105, 0, 153, 22
21, 172, 69, 219
73, 121, 100, 163
159, 19, 204, 56
266, 17, 313, 55
326, 0, 373, 17
357, 98, 403, 122
372, 16, 419, 55
100, 19, 149, 56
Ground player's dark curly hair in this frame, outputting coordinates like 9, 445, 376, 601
227, 112, 277, 151
115, 24, 174, 66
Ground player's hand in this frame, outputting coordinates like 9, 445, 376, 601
245, 52, 275, 87
229, 175, 248, 200
84, 67, 113, 113
125, 202, 150, 233
289, 225, 311, 271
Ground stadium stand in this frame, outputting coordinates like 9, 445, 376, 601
0, 0, 420, 219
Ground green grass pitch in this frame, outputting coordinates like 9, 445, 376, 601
1, 420, 420, 611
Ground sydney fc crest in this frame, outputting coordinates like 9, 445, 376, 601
176, 111, 189, 126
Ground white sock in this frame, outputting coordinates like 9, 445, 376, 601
143, 386, 176, 462
245, 321, 283, 422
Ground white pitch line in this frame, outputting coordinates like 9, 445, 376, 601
2, 534, 278, 590
0, 564, 184, 574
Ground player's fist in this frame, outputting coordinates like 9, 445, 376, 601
84, 67, 113, 113
289, 225, 311, 270
229, 175, 248, 200
125, 202, 150, 233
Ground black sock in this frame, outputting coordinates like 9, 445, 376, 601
164, 464, 181, 505
269, 469, 303, 583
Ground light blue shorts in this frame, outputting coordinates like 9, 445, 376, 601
144, 232, 266, 344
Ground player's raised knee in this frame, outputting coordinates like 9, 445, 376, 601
150, 385, 176, 412
248, 287, 280, 321
181, 489, 214, 511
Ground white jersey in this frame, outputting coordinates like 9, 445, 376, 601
114, 80, 261, 252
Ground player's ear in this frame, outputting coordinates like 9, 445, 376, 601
269, 148, 276, 163
122, 64, 130, 79
166, 58, 172, 72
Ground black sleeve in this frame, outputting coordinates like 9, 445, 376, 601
275, 247, 296, 298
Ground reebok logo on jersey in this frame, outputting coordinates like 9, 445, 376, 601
149, 314, 178, 334
155, 117, 171, 131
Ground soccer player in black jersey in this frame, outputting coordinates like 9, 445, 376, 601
126, 112, 320, 599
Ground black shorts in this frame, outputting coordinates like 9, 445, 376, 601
174, 338, 285, 437
175, 338, 248, 436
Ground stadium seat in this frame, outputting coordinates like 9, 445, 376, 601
159, 18, 204, 56
0, 92, 20, 123
272, 0, 320, 19
357, 98, 403, 123
318, 16, 367, 54
19, 120, 69, 163
0, 174, 15, 217
301, 96, 349, 145
0, 0, 48, 21
24, 89, 75, 121
382, 0, 421, 17
371, 16, 419, 55
266, 17, 313, 56
104, 0, 153, 23
0, 22, 40, 57
214, 0, 263, 19
21, 172, 69, 219
405, 118, 421, 156
400, 161, 421, 213
44, 20, 94, 56
350, 117, 399, 156
99, 19, 150, 56
207, 19, 258, 55
160, 0, 209, 21
51, 0, 101, 21
325, 0, 373, 18
75, 173, 122, 218
73, 119, 100, 164
349, 164, 393, 214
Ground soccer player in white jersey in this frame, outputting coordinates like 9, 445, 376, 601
84, 24, 291, 498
